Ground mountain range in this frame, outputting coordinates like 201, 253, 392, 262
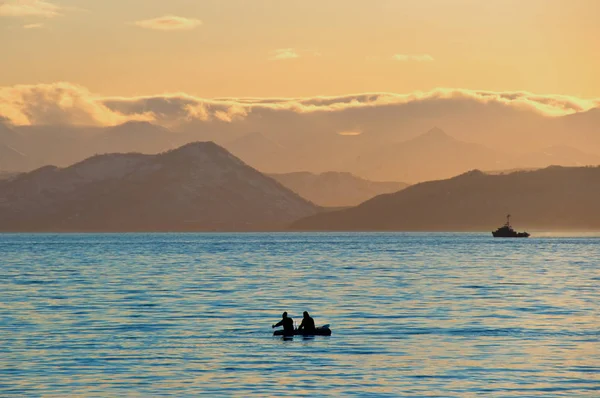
291, 166, 600, 231
2, 116, 599, 183
0, 142, 317, 232
1, 138, 599, 231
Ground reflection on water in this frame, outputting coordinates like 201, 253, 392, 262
0, 233, 598, 396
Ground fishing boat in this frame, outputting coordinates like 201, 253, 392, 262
492, 214, 530, 238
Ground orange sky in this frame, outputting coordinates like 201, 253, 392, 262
1, 0, 599, 98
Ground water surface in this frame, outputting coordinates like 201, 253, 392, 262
1, 233, 598, 396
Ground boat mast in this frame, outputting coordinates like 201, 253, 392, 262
506, 214, 511, 228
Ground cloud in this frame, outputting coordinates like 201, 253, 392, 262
1, 83, 598, 130
214, 105, 248, 122
0, 82, 152, 125
270, 48, 300, 61
269, 48, 322, 61
393, 54, 434, 62
133, 15, 202, 31
23, 23, 43, 29
2, 82, 600, 156
0, 0, 60, 18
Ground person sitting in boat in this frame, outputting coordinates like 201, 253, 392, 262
272, 312, 294, 334
297, 311, 316, 333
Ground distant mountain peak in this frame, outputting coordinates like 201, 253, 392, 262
169, 140, 224, 155
428, 126, 446, 134
161, 141, 247, 167
0, 142, 317, 231
421, 126, 452, 140
404, 127, 458, 147
456, 169, 486, 178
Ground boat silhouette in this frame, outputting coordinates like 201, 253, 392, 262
492, 214, 530, 238
273, 325, 332, 336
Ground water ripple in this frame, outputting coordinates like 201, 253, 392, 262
1, 232, 598, 396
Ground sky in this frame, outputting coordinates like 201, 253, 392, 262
1, 0, 600, 99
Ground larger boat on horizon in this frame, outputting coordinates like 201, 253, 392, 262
492, 214, 530, 238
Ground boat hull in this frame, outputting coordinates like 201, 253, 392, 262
492, 216, 530, 238
492, 231, 530, 238
273, 327, 332, 336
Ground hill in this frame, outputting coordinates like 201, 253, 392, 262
0, 142, 318, 231
291, 166, 600, 231
270, 171, 408, 207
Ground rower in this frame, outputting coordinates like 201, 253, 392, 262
272, 312, 294, 335
297, 311, 316, 333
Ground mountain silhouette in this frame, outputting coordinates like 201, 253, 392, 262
291, 166, 600, 231
270, 171, 408, 207
2, 116, 599, 183
92, 121, 177, 154
354, 127, 507, 182
0, 142, 318, 231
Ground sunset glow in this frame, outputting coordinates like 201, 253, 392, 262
1, 2, 599, 396
1, 0, 599, 99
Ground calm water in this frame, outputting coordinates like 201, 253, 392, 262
1, 233, 598, 397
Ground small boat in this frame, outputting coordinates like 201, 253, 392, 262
492, 214, 530, 238
273, 325, 332, 336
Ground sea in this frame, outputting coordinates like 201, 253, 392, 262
1, 233, 598, 397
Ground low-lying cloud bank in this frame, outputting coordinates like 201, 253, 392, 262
0, 83, 151, 126
1, 82, 599, 183
1, 82, 598, 129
